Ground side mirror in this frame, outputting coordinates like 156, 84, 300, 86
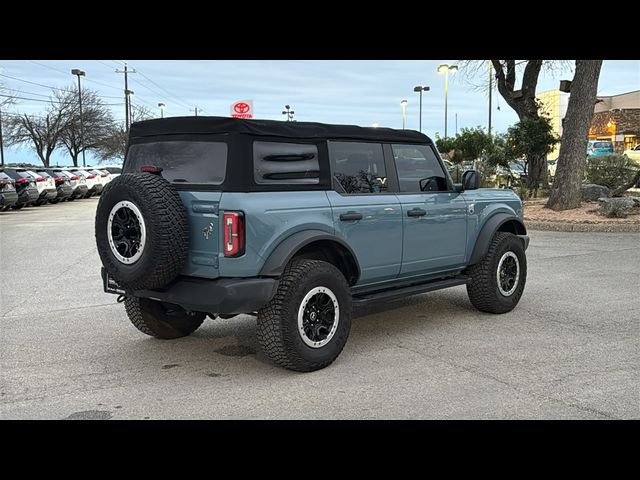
462, 170, 481, 190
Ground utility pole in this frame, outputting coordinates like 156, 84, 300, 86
191, 107, 199, 116
455, 113, 458, 136
116, 63, 136, 130
71, 69, 86, 167
488, 60, 493, 138
0, 102, 5, 168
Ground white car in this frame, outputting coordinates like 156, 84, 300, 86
87, 168, 112, 191
101, 165, 123, 178
55, 170, 89, 200
68, 168, 102, 198
623, 144, 640, 165
25, 169, 57, 206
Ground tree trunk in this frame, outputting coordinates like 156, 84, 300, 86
546, 60, 603, 211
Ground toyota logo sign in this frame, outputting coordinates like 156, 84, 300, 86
231, 100, 253, 119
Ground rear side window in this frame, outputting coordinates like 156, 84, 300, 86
328, 141, 387, 194
125, 141, 228, 184
391, 144, 449, 193
253, 141, 319, 184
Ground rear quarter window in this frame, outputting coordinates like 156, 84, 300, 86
253, 141, 320, 185
125, 141, 228, 184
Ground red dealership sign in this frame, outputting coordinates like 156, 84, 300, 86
231, 100, 254, 118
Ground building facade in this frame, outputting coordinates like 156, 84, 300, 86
589, 90, 640, 154
536, 89, 569, 160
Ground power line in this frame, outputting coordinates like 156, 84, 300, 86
133, 66, 193, 110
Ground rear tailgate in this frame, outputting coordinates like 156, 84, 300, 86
178, 191, 222, 279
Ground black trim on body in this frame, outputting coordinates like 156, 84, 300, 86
103, 268, 277, 315
468, 214, 527, 265
258, 230, 361, 281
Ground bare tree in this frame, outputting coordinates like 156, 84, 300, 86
96, 105, 154, 163
1, 83, 16, 167
4, 97, 73, 167
546, 60, 603, 211
55, 86, 116, 167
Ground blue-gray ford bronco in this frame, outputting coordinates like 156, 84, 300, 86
96, 116, 529, 372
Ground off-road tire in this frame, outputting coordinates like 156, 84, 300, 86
124, 297, 205, 339
256, 259, 352, 372
466, 231, 527, 314
95, 173, 189, 291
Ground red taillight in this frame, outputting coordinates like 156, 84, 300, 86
17, 178, 27, 184
223, 212, 245, 257
87, 175, 96, 179
36, 177, 45, 182
54, 177, 62, 182
71, 175, 79, 180
141, 165, 163, 174
100, 173, 109, 177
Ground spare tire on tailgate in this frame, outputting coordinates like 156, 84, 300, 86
95, 172, 189, 291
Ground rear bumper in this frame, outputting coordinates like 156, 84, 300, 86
18, 189, 39, 204
0, 191, 19, 206
56, 185, 73, 199
40, 188, 58, 200
101, 268, 278, 314
72, 185, 89, 197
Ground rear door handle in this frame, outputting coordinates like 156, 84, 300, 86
407, 208, 426, 217
340, 211, 363, 221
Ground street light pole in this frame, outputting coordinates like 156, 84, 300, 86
0, 102, 5, 168
71, 69, 86, 167
437, 64, 458, 139
400, 99, 408, 129
158, 102, 166, 118
281, 105, 295, 122
413, 86, 430, 133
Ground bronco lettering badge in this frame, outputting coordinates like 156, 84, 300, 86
202, 222, 214, 240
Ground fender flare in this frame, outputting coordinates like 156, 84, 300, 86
259, 229, 361, 280
468, 213, 527, 265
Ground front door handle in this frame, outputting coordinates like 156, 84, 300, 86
340, 211, 363, 221
407, 208, 427, 217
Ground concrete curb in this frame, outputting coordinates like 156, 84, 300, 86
526, 220, 640, 233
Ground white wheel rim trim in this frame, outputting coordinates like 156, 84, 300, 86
496, 251, 520, 297
297, 286, 340, 348
107, 200, 146, 264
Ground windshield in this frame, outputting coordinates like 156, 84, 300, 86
125, 141, 228, 184
594, 142, 612, 149
510, 162, 525, 172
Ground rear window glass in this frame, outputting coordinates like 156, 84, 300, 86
125, 141, 227, 185
17, 171, 33, 179
594, 142, 612, 148
0, 172, 12, 181
36, 171, 52, 178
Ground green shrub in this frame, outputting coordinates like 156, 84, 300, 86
585, 155, 640, 190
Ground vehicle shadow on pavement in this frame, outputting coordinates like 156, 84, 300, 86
117, 288, 477, 374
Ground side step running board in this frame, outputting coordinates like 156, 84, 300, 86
352, 276, 469, 307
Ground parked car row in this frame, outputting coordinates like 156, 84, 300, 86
0, 166, 122, 211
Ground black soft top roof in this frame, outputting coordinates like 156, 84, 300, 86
129, 116, 433, 144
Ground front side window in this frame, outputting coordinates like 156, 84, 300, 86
328, 142, 387, 194
392, 144, 449, 193
253, 141, 319, 184
125, 141, 228, 184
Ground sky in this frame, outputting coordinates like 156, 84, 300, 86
1, 60, 639, 166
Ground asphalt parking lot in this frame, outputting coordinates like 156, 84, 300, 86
1, 198, 638, 419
